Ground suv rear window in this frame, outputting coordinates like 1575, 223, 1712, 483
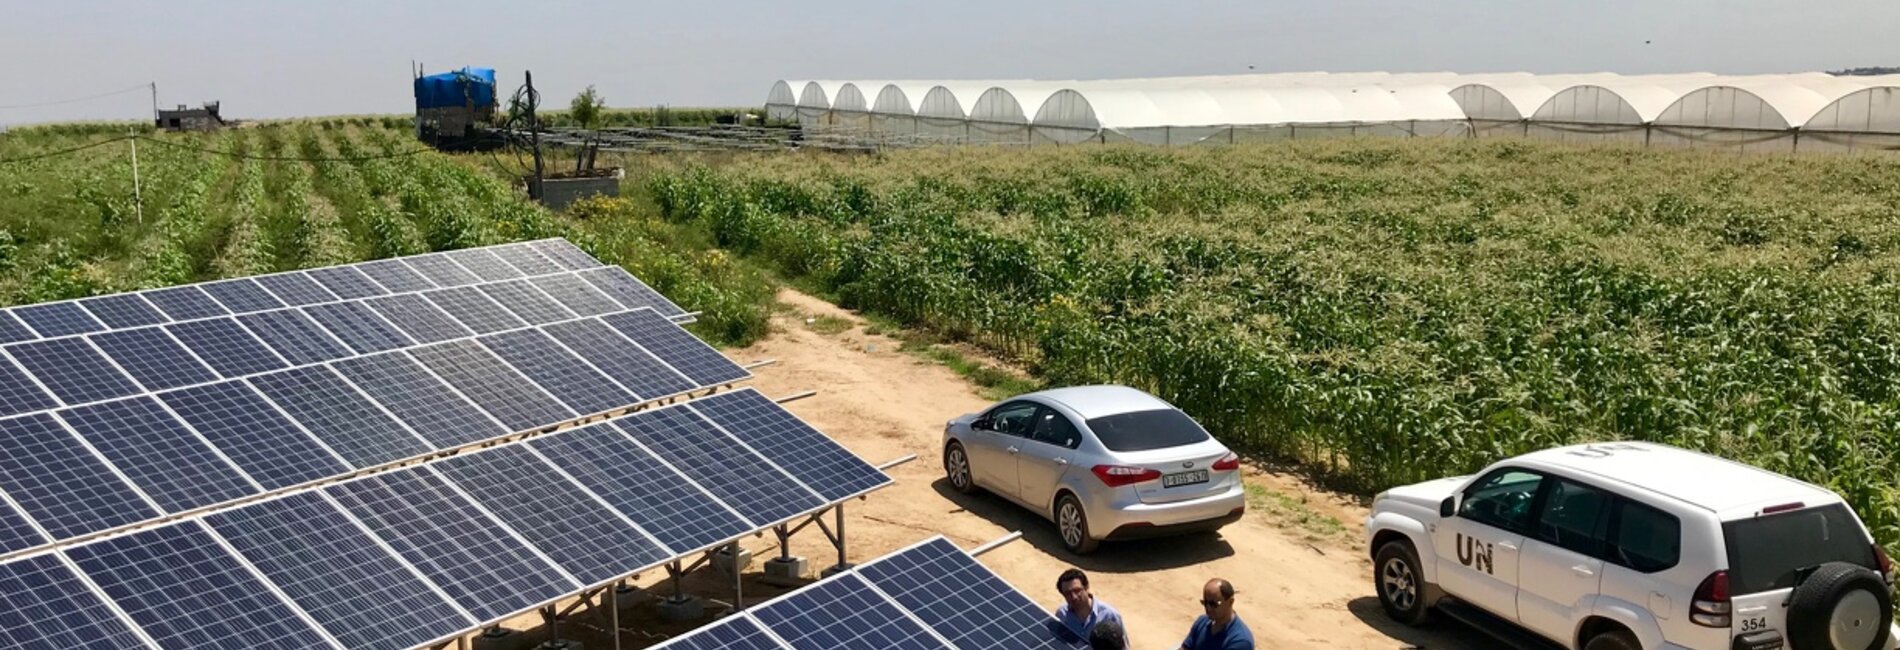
1085, 409, 1212, 452
1723, 503, 1876, 594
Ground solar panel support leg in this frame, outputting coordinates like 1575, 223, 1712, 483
609, 585, 621, 650
818, 503, 853, 577
731, 541, 744, 611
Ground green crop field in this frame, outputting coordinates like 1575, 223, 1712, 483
647, 140, 1900, 550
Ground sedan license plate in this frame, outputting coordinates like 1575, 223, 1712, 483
1163, 470, 1209, 488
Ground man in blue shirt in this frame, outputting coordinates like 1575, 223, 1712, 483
1054, 568, 1125, 642
1180, 578, 1254, 650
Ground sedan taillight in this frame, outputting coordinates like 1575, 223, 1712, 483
1212, 452, 1240, 471
1092, 465, 1161, 488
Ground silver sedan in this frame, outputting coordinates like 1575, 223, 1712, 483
942, 385, 1246, 554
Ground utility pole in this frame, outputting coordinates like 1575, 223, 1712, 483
525, 70, 544, 200
149, 82, 158, 125
128, 128, 143, 224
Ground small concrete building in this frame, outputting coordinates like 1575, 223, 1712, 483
156, 102, 225, 131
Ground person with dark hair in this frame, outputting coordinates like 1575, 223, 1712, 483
1088, 619, 1129, 650
1055, 568, 1125, 641
1179, 578, 1253, 650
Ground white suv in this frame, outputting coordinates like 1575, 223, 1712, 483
1365, 441, 1897, 650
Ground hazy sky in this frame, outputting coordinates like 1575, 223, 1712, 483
3, 0, 1896, 125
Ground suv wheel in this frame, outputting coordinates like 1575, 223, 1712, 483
1583, 628, 1639, 650
1374, 540, 1431, 625
944, 442, 976, 494
1787, 561, 1894, 650
1056, 494, 1100, 555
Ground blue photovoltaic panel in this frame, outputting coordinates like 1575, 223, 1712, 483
446, 248, 525, 282
7, 338, 142, 404
161, 381, 350, 490
367, 293, 472, 344
332, 352, 503, 449
531, 239, 607, 271
490, 243, 565, 276
0, 311, 36, 344
752, 575, 952, 650
582, 266, 686, 316
859, 538, 1082, 650
544, 319, 697, 401
90, 327, 219, 391
0, 554, 146, 648
141, 285, 229, 321
78, 294, 168, 329
651, 617, 786, 650
0, 413, 158, 540
530, 274, 622, 317
358, 258, 437, 293
477, 329, 632, 415
328, 469, 575, 622
690, 389, 890, 502
306, 266, 389, 300
0, 499, 44, 555
423, 286, 527, 335
602, 309, 749, 386
405, 255, 481, 288
254, 272, 337, 307
200, 279, 285, 314
207, 491, 472, 650
616, 408, 821, 526
70, 522, 332, 650
438, 448, 670, 583
530, 423, 753, 553
479, 279, 575, 325
166, 318, 287, 378
0, 358, 58, 417
58, 397, 258, 514
237, 309, 352, 366
249, 366, 432, 468
13, 302, 105, 338
409, 341, 574, 432
305, 301, 413, 354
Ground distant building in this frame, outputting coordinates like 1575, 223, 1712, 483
155, 102, 225, 131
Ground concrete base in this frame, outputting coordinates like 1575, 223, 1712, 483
536, 641, 583, 650
761, 556, 808, 587
819, 563, 855, 578
657, 596, 705, 622
471, 628, 528, 650
713, 546, 754, 577
613, 585, 644, 611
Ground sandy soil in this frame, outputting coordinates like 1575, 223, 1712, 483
491, 288, 1500, 650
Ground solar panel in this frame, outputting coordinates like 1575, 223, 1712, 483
357, 258, 437, 293
446, 248, 526, 281
751, 574, 953, 650
531, 274, 623, 317
304, 301, 413, 354
254, 272, 338, 307
529, 422, 754, 553
367, 293, 472, 344
477, 329, 632, 415
89, 327, 220, 391
248, 366, 433, 468
617, 408, 823, 526
13, 302, 105, 338
543, 319, 697, 401
422, 286, 528, 335
166, 318, 288, 378
58, 397, 259, 514
404, 255, 482, 288
0, 311, 36, 344
6, 337, 142, 404
141, 285, 230, 321
306, 266, 389, 300
327, 468, 575, 622
0, 357, 59, 416
531, 239, 608, 271
435, 448, 671, 583
858, 538, 1082, 650
78, 294, 168, 329
0, 554, 147, 648
0, 500, 44, 555
237, 309, 352, 366
490, 243, 566, 276
69, 521, 333, 649
0, 414, 158, 540
408, 340, 574, 432
653, 616, 788, 650
200, 278, 286, 314
479, 279, 575, 325
689, 389, 891, 502
602, 309, 750, 386
583, 266, 686, 316
331, 352, 504, 449
206, 490, 473, 650
160, 381, 350, 490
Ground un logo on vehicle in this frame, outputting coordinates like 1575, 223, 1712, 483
1456, 533, 1494, 574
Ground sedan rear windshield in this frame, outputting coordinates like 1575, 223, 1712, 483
1723, 503, 1877, 594
1085, 409, 1212, 452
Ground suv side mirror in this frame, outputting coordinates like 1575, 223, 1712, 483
1439, 496, 1457, 517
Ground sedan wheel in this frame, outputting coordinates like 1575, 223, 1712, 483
1056, 495, 1099, 555
944, 443, 976, 494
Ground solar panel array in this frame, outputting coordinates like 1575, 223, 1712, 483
0, 239, 750, 559
653, 536, 1083, 650
0, 386, 891, 649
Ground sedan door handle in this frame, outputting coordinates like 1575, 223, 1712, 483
1055, 458, 1069, 465
1496, 542, 1519, 552
1570, 565, 1595, 577
1006, 446, 1020, 454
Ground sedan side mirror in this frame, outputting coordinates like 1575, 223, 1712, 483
973, 417, 992, 431
1439, 496, 1458, 518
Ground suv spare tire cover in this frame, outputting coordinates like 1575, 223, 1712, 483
1786, 561, 1893, 650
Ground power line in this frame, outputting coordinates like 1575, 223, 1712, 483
0, 83, 152, 110
0, 134, 436, 165
0, 136, 133, 165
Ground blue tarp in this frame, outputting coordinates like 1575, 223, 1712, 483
414, 67, 497, 110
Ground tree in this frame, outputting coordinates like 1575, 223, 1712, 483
569, 85, 606, 130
